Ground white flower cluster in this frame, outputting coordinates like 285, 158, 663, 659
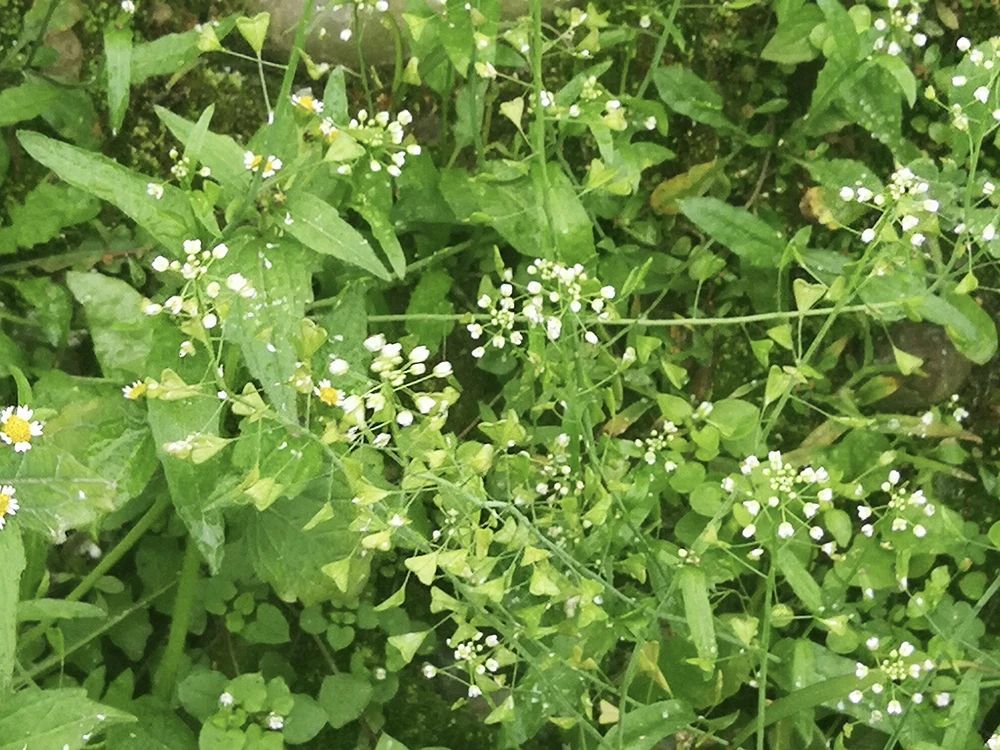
853, 470, 935, 543
871, 0, 927, 56
929, 37, 1000, 131
635, 423, 679, 470
533, 433, 585, 502
468, 259, 615, 358
315, 335, 455, 448
436, 631, 504, 697
845, 638, 947, 725
319, 109, 421, 177
729, 451, 839, 559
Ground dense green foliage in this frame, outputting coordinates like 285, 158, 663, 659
1, 0, 999, 748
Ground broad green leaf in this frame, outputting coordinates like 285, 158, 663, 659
105, 27, 133, 133
155, 107, 250, 195
147, 390, 226, 572
0, 183, 100, 254
598, 700, 695, 750
17, 132, 197, 251
915, 293, 997, 365
678, 567, 717, 669
0, 525, 25, 693
761, 5, 823, 64
284, 192, 391, 279
817, 0, 859, 62
0, 688, 134, 750
221, 239, 314, 419
284, 694, 328, 745
654, 65, 735, 132
66, 272, 173, 380
131, 30, 203, 84
104, 696, 197, 749
776, 547, 824, 613
242, 602, 290, 644
941, 670, 981, 748
405, 270, 455, 351
680, 197, 785, 267
322, 66, 349, 121
0, 82, 62, 127
876, 54, 917, 107
318, 673, 373, 729
650, 159, 720, 215
244, 486, 368, 606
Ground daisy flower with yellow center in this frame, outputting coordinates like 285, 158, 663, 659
313, 379, 342, 407
0, 485, 19, 529
0, 406, 44, 453
123, 381, 148, 400
243, 150, 263, 172
292, 90, 324, 114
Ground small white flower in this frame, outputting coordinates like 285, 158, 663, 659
146, 182, 164, 200
121, 0, 135, 13
912, 32, 927, 47
183, 239, 202, 255
409, 345, 430, 363
202, 313, 218, 330
741, 524, 757, 539
839, 186, 855, 201
777, 521, 795, 539
886, 699, 902, 716
974, 86, 990, 104
934, 692, 950, 707
900, 215, 919, 232
178, 340, 196, 358
861, 228, 877, 243
912, 524, 927, 538
956, 37, 971, 52
952, 75, 967, 87
468, 685, 482, 698
848, 690, 864, 704
923, 199, 939, 213
415, 395, 436, 414
1, 406, 44, 453
396, 410, 414, 427
600, 285, 616, 300
364, 334, 387, 352
983, 224, 996, 241
855, 663, 869, 678
266, 713, 284, 731
151, 255, 170, 272
212, 243, 229, 259
432, 361, 453, 378
721, 477, 735, 493
328, 357, 350, 376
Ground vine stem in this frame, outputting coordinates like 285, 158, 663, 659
153, 537, 201, 700
17, 493, 171, 653
346, 300, 904, 326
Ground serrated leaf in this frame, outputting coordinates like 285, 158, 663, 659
0, 689, 134, 750
680, 197, 785, 267
284, 192, 391, 279
17, 131, 196, 251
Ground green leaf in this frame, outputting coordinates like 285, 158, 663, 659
941, 670, 981, 748
876, 55, 917, 107
155, 106, 250, 196
654, 65, 735, 132
284, 694, 328, 745
131, 30, 204, 84
0, 183, 100, 254
284, 191, 391, 279
679, 197, 785, 267
221, 239, 314, 419
66, 272, 160, 380
17, 131, 197, 251
105, 27, 133, 134
245, 487, 369, 606
405, 270, 455, 351
318, 673, 373, 729
776, 547, 824, 613
0, 688, 134, 750
236, 12, 270, 56
761, 5, 823, 64
892, 346, 923, 376
598, 700, 695, 750
242, 602, 290, 644
17, 598, 105, 622
387, 631, 428, 665
322, 67, 349, 121
104, 696, 197, 749
678, 567, 717, 669
0, 525, 25, 694
817, 0, 859, 61
915, 293, 997, 365
0, 82, 62, 127
147, 390, 226, 572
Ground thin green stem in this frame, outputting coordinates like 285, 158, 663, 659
756, 557, 776, 750
17, 494, 171, 653
530, 0, 554, 254
153, 538, 201, 700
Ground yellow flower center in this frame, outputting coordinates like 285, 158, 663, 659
126, 383, 148, 400
0, 493, 9, 516
248, 154, 263, 171
2, 415, 31, 444
297, 95, 314, 111
318, 387, 340, 406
